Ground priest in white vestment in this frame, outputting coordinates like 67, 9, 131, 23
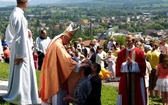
2, 0, 40, 104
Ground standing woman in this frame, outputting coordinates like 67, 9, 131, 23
156, 54, 168, 105
2, 0, 40, 104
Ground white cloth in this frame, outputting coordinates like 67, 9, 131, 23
3, 7, 40, 104
107, 41, 116, 51
96, 51, 106, 68
41, 88, 68, 105
5, 24, 13, 49
28, 29, 34, 53
120, 61, 140, 73
106, 55, 116, 78
0, 41, 3, 60
156, 78, 168, 92
145, 61, 152, 87
35, 36, 51, 55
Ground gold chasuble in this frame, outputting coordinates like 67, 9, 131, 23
40, 38, 79, 102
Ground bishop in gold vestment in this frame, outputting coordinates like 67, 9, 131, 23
40, 22, 82, 105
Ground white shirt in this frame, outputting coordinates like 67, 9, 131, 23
96, 51, 106, 68
107, 41, 116, 51
35, 36, 51, 55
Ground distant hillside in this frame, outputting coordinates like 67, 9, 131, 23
57, 0, 93, 3
29, 0, 60, 6
0, 0, 168, 7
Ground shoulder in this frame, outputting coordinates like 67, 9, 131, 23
118, 48, 126, 55
91, 75, 101, 81
134, 47, 144, 54
35, 37, 41, 41
11, 9, 23, 19
134, 47, 143, 52
47, 37, 51, 40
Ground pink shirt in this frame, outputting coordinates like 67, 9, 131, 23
157, 63, 168, 78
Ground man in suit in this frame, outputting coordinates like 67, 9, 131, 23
85, 63, 102, 105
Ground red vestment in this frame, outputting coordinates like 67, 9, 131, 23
116, 47, 147, 105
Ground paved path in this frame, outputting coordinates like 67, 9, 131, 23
0, 80, 8, 96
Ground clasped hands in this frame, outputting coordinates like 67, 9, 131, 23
127, 57, 132, 64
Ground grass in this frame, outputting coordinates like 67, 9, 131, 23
0, 62, 162, 105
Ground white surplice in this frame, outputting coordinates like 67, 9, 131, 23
35, 36, 51, 55
3, 7, 40, 105
0, 41, 3, 60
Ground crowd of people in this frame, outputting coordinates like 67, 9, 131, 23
0, 0, 168, 105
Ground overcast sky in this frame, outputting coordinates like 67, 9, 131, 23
0, 0, 32, 2
0, 0, 61, 7
0, 0, 15, 1
0, 0, 31, 2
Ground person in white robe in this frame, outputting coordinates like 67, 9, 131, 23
106, 50, 116, 80
0, 40, 3, 61
2, 0, 40, 104
35, 29, 51, 70
28, 29, 34, 53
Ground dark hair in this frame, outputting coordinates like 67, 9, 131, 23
82, 66, 92, 77
152, 43, 158, 51
74, 41, 79, 49
41, 29, 46, 34
90, 48, 95, 53
97, 45, 103, 50
111, 44, 117, 50
17, 0, 27, 4
93, 63, 101, 73
160, 54, 168, 68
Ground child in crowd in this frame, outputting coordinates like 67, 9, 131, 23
155, 54, 168, 105
106, 50, 116, 81
145, 60, 152, 105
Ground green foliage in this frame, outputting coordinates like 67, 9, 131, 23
71, 29, 94, 45
149, 97, 162, 105
101, 85, 118, 105
36, 70, 41, 88
0, 62, 9, 80
114, 36, 126, 46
